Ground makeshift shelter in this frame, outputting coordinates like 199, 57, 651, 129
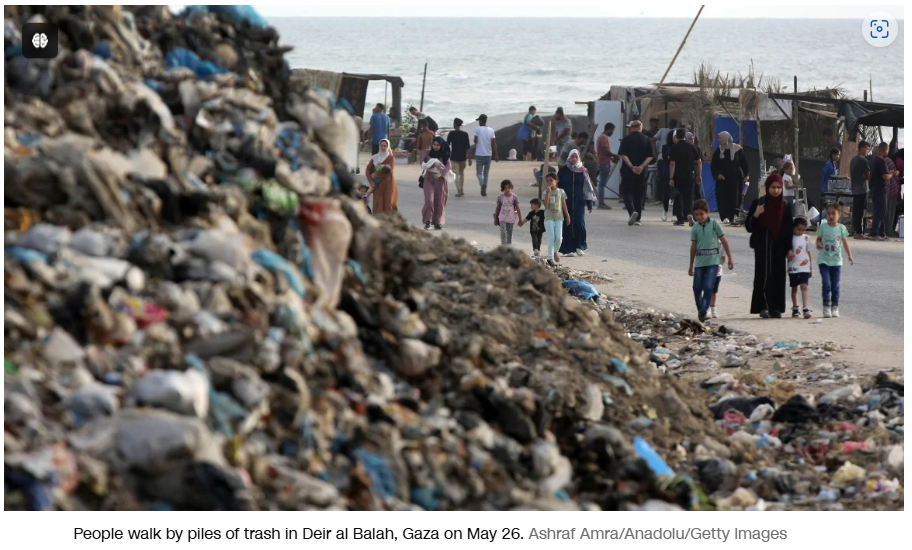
595, 77, 903, 212
288, 69, 405, 123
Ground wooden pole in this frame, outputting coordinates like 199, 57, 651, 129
870, 78, 885, 143
753, 63, 766, 197
539, 121, 553, 201
419, 63, 428, 112
793, 76, 799, 175
658, 5, 704, 85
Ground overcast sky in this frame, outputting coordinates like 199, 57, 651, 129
249, 2, 904, 18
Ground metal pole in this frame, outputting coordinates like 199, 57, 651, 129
540, 121, 553, 201
870, 78, 885, 143
658, 5, 704, 85
793, 76, 799, 175
419, 63, 428, 112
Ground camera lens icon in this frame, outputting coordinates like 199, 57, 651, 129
863, 12, 898, 47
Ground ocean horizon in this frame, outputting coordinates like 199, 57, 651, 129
271, 16, 904, 125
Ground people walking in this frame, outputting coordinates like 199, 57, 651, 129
447, 118, 471, 197
816, 203, 855, 318
688, 199, 734, 322
595, 123, 618, 210
558, 150, 594, 256
618, 120, 654, 226
850, 140, 871, 239
421, 137, 451, 230
788, 217, 813, 319
711, 131, 750, 223
669, 128, 701, 227
519, 198, 546, 257
746, 174, 794, 318
473, 114, 498, 196
543, 173, 571, 265
364, 139, 399, 214
493, 180, 522, 245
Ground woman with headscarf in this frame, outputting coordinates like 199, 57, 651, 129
421, 136, 451, 230
557, 149, 595, 256
746, 174, 794, 318
712, 131, 750, 223
365, 139, 399, 214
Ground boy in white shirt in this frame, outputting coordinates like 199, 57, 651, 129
788, 217, 813, 318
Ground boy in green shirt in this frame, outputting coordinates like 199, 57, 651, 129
816, 203, 855, 318
688, 200, 734, 322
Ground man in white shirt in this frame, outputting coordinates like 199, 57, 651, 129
473, 114, 498, 196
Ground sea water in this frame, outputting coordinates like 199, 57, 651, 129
272, 17, 904, 120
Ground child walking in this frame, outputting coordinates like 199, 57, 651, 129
358, 184, 373, 215
519, 198, 546, 257
688, 199, 734, 322
788, 217, 813, 318
543, 173, 571, 265
493, 180, 522, 245
816, 203, 855, 318
709, 257, 724, 318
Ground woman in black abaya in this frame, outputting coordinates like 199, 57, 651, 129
746, 174, 794, 318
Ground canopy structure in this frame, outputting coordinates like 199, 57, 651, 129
288, 69, 405, 123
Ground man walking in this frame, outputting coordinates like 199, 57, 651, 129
618, 120, 654, 226
368, 103, 391, 155
596, 123, 618, 210
447, 118, 471, 197
850, 140, 871, 239
473, 114, 498, 196
669, 128, 702, 226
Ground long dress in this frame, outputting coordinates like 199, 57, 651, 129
745, 199, 794, 314
711, 148, 750, 222
557, 166, 592, 254
421, 154, 450, 225
365, 154, 399, 214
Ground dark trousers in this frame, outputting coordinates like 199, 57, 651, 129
870, 189, 888, 237
531, 232, 543, 251
852, 193, 867, 235
622, 172, 647, 221
672, 178, 695, 221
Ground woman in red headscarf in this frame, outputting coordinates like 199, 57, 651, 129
746, 174, 795, 318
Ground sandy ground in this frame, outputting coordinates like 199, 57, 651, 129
362, 159, 904, 377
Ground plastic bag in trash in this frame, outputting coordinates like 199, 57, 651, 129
562, 280, 600, 301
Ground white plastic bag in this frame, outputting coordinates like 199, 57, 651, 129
446, 170, 456, 185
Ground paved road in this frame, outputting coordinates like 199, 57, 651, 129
379, 162, 904, 335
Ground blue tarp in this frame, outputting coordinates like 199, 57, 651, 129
183, 5, 269, 28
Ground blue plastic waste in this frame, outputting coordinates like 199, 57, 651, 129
410, 487, 440, 511
601, 374, 633, 396
773, 340, 799, 348
93, 41, 112, 59
610, 358, 629, 375
6, 247, 48, 264
352, 449, 396, 499
165, 48, 229, 79
633, 437, 675, 478
562, 280, 600, 301
251, 249, 306, 298
184, 5, 269, 28
347, 259, 365, 284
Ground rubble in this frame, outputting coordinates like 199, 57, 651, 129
4, 5, 903, 512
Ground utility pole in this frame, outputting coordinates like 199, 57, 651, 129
419, 63, 428, 112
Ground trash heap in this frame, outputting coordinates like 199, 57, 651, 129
4, 6, 903, 511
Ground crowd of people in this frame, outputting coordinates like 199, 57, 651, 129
361, 103, 902, 322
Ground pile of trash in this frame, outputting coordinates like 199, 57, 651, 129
4, 6, 902, 511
